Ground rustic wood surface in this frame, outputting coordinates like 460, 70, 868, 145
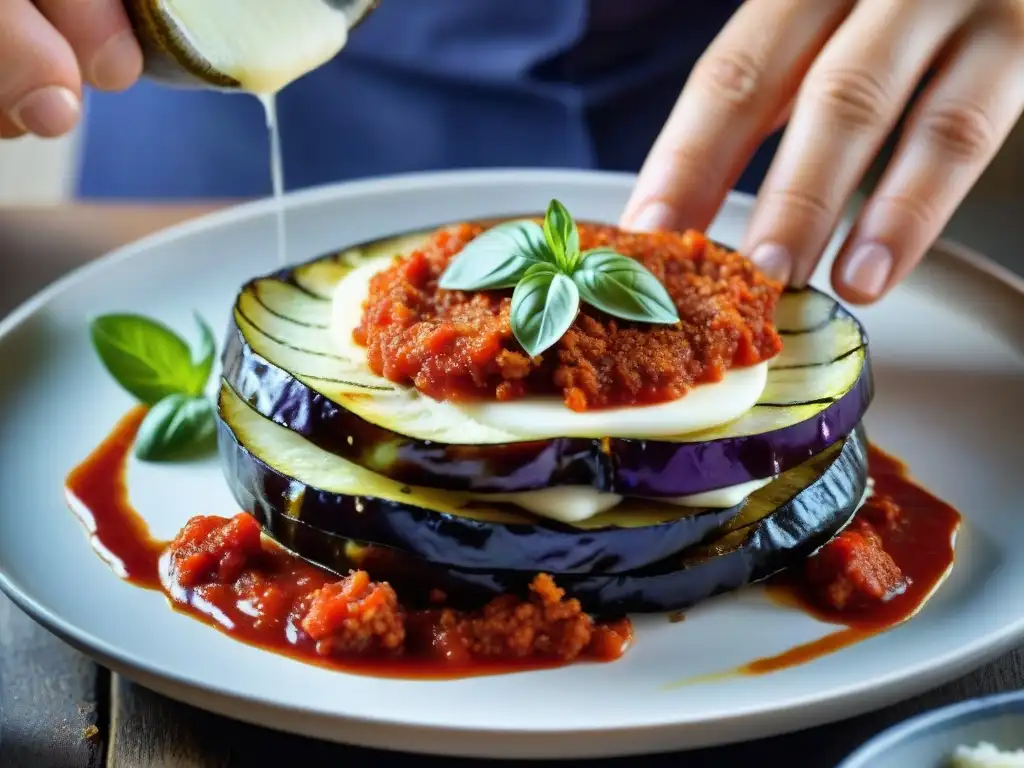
1, 203, 1022, 768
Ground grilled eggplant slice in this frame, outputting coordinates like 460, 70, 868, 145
217, 381, 744, 574
222, 225, 873, 497
249, 428, 868, 615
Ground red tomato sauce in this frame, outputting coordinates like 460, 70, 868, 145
746, 444, 961, 674
353, 223, 784, 411
64, 408, 631, 680
65, 411, 958, 681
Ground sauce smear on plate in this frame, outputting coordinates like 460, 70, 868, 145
65, 408, 631, 679
65, 406, 163, 587
747, 444, 961, 674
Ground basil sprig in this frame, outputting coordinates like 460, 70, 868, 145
438, 199, 679, 357
90, 313, 218, 462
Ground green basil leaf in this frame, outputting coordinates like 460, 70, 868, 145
510, 263, 580, 358
90, 314, 198, 405
189, 313, 217, 396
135, 394, 218, 462
543, 199, 579, 272
573, 248, 680, 324
438, 221, 554, 291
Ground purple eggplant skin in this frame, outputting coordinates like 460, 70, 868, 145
236, 426, 868, 615
614, 353, 873, 496
222, 291, 873, 497
216, 391, 744, 574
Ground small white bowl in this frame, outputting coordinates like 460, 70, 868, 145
838, 691, 1024, 767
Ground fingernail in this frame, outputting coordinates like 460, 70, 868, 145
9, 87, 80, 138
90, 31, 144, 91
748, 242, 792, 283
840, 242, 893, 299
625, 200, 676, 232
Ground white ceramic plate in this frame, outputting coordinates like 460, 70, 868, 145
1, 170, 1022, 760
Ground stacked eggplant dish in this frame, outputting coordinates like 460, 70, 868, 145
216, 200, 874, 629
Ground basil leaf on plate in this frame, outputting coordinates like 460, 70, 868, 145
573, 249, 680, 324
438, 221, 553, 291
189, 313, 217, 396
90, 314, 199, 405
543, 199, 580, 273
510, 263, 580, 358
135, 394, 218, 462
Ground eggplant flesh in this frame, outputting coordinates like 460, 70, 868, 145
217, 381, 745, 574
259, 428, 866, 615
222, 226, 874, 497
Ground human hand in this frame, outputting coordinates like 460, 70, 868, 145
622, 0, 1024, 304
1, 0, 142, 139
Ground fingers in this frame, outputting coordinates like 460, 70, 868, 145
831, 0, 1024, 303
740, 0, 982, 287
0, 0, 141, 139
35, 0, 142, 91
621, 0, 855, 234
0, 0, 81, 137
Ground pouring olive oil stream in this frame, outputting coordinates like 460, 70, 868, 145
125, 0, 380, 265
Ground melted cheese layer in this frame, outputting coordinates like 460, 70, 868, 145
330, 257, 769, 440
481, 477, 777, 524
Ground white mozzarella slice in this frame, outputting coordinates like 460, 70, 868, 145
330, 258, 393, 361
483, 487, 625, 524
457, 365, 766, 439
477, 476, 777, 524
659, 476, 776, 508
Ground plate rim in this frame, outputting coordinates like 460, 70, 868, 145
2, 167, 1023, 756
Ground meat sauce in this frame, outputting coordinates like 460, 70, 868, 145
745, 444, 961, 674
353, 224, 783, 411
64, 407, 631, 680
66, 410, 958, 680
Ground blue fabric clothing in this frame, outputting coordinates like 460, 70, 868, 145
76, 0, 779, 200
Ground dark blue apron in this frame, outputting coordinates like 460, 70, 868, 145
76, 0, 777, 200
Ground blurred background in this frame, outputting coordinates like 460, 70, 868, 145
0, 134, 77, 204
2, 115, 1018, 323
1, 119, 1020, 209
1, 0, 1021, 214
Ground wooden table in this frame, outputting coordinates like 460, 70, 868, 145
2, 202, 1023, 767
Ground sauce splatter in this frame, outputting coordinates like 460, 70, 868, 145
65, 406, 163, 587
745, 444, 960, 675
